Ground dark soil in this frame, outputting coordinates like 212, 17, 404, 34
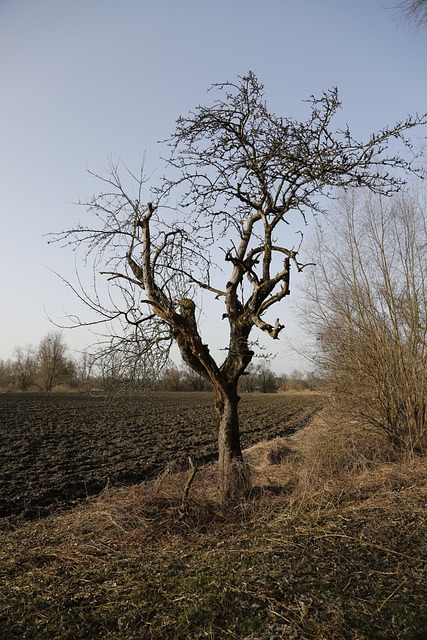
0, 391, 319, 520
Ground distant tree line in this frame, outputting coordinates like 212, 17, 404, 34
0, 330, 319, 393
0, 332, 77, 392
157, 362, 321, 394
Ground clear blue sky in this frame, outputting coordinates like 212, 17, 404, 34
1, 0, 426, 373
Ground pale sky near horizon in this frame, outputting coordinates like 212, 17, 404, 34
1, 0, 426, 373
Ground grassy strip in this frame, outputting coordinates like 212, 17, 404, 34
2, 455, 427, 640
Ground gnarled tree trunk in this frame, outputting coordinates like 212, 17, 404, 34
215, 383, 249, 501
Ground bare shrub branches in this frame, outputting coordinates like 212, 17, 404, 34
306, 188, 427, 455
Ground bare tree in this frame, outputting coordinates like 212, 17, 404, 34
37, 331, 71, 392
53, 73, 426, 498
180, 364, 211, 391
13, 345, 37, 391
0, 359, 13, 390
156, 365, 184, 392
238, 364, 259, 394
305, 188, 427, 455
75, 351, 95, 391
397, 0, 427, 28
81, 337, 167, 392
246, 361, 279, 394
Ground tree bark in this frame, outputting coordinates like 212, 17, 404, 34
215, 384, 249, 501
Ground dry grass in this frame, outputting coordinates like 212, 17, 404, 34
243, 408, 395, 505
2, 413, 427, 639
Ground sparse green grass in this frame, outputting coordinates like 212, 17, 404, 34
2, 447, 427, 639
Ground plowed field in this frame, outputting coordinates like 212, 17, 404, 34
0, 392, 320, 520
